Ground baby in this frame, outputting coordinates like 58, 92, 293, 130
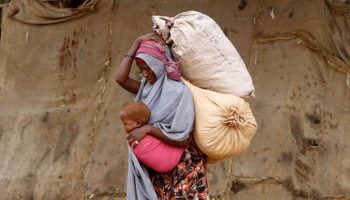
120, 101, 185, 173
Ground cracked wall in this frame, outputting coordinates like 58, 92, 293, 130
0, 0, 349, 200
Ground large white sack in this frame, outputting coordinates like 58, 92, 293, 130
181, 78, 258, 164
153, 11, 255, 99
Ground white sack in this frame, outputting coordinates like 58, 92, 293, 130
153, 11, 255, 99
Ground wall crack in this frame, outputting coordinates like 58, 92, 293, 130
80, 1, 115, 199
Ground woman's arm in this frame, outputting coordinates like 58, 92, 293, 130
115, 33, 166, 94
115, 40, 142, 94
127, 124, 189, 147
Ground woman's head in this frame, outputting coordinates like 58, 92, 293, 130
135, 40, 181, 84
137, 58, 157, 85
120, 101, 151, 133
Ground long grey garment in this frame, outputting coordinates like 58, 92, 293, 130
127, 147, 157, 200
126, 44, 195, 200
135, 54, 195, 141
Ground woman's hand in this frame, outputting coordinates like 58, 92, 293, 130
126, 124, 152, 148
136, 32, 166, 47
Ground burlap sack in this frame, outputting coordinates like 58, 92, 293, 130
182, 78, 258, 164
153, 11, 255, 99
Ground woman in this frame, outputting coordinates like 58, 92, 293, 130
115, 33, 209, 200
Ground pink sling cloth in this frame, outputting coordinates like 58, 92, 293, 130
131, 135, 185, 173
135, 40, 181, 81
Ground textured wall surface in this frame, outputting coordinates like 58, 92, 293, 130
0, 0, 349, 199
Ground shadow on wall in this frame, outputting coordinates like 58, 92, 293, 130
48, 0, 86, 8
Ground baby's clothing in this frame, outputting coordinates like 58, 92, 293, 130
132, 135, 185, 173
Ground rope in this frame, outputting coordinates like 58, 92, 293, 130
223, 106, 247, 127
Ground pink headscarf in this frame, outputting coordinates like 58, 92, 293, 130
135, 40, 181, 81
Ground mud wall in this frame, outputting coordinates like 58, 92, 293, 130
0, 0, 349, 199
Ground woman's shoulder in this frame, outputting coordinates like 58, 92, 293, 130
165, 80, 186, 93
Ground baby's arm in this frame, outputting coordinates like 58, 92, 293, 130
127, 124, 189, 147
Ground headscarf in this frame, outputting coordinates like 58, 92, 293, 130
136, 58, 146, 63
134, 42, 194, 141
136, 40, 181, 81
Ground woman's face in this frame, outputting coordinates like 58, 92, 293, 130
138, 62, 157, 85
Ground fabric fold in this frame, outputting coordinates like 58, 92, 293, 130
127, 147, 158, 200
7, 0, 99, 25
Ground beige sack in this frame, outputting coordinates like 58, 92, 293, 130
182, 78, 258, 164
153, 11, 255, 99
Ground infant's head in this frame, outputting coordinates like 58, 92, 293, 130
120, 101, 151, 133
